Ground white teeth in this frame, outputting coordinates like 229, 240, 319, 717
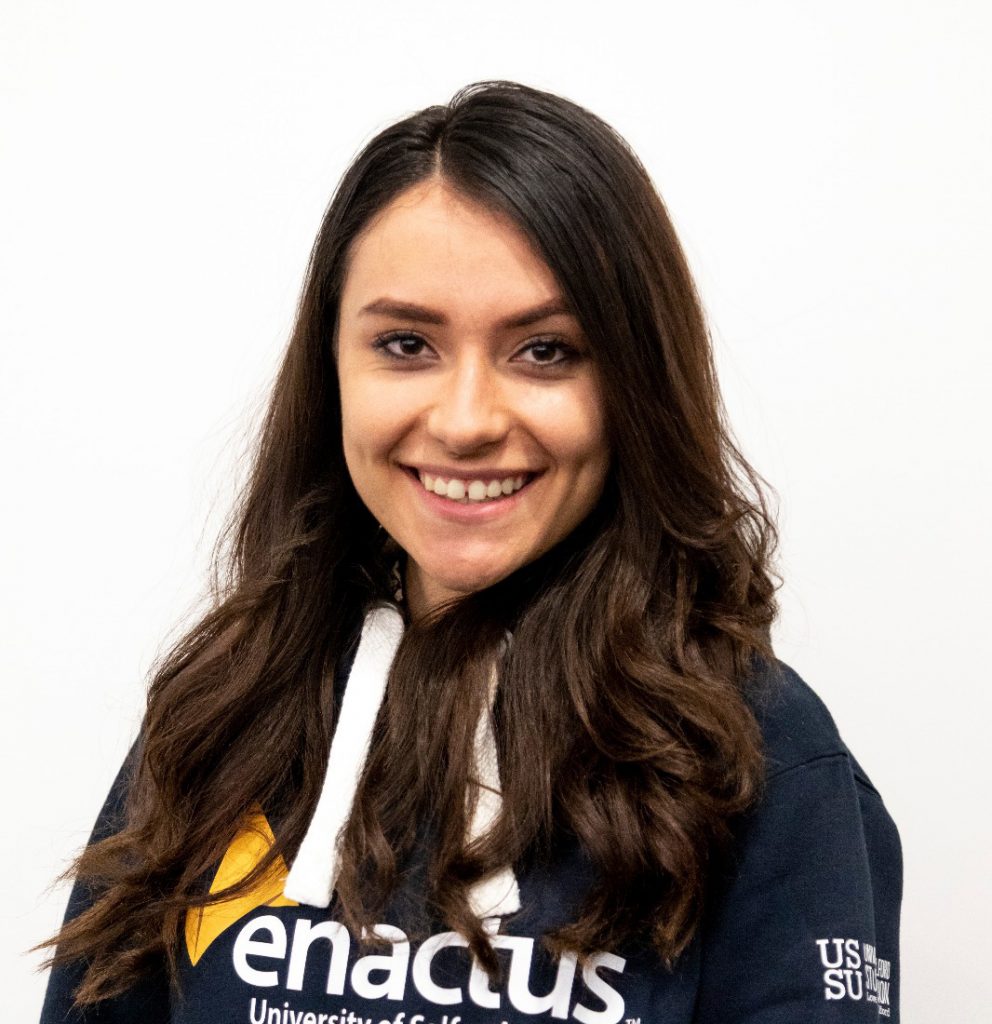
416, 470, 532, 503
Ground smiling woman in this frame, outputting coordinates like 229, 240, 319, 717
336, 181, 610, 615
39, 81, 902, 1023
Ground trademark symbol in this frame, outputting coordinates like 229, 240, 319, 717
625, 1018, 641, 1024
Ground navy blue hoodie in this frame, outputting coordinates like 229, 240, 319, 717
40, 652, 902, 1023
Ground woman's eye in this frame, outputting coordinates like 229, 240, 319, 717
372, 332, 430, 359
517, 338, 580, 366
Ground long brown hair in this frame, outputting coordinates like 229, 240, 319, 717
41, 79, 780, 1004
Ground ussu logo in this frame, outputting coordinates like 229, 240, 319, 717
815, 938, 863, 1000
814, 937, 893, 1014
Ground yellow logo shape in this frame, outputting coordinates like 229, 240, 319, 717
184, 811, 298, 965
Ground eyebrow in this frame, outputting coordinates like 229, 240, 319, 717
356, 296, 576, 331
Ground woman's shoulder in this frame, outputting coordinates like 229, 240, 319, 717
743, 655, 880, 791
696, 656, 903, 1020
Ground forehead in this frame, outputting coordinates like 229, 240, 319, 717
338, 180, 567, 322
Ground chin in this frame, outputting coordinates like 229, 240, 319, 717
443, 566, 511, 596
420, 557, 518, 601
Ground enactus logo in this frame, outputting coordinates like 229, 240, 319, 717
185, 813, 299, 965
184, 814, 629, 1024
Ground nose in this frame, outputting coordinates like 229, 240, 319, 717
425, 353, 511, 455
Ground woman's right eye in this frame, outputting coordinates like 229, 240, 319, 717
372, 331, 430, 359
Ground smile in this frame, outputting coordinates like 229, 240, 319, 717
404, 467, 538, 504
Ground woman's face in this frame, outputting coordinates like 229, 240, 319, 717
335, 179, 610, 617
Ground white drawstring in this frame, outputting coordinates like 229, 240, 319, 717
464, 643, 521, 917
283, 603, 404, 907
284, 605, 520, 919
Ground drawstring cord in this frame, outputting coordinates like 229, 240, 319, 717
283, 603, 520, 919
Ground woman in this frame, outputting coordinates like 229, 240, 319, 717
39, 80, 901, 1023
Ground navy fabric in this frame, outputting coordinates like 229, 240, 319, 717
40, 657, 901, 1023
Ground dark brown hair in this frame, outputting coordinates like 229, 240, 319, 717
41, 79, 780, 1004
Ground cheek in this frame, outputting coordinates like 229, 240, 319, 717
339, 391, 394, 514
530, 380, 609, 470
340, 378, 405, 462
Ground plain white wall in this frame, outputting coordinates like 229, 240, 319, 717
3, 2, 989, 1019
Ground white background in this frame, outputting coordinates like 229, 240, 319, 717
3, 2, 989, 1020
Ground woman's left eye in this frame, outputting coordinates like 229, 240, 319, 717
516, 338, 581, 366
